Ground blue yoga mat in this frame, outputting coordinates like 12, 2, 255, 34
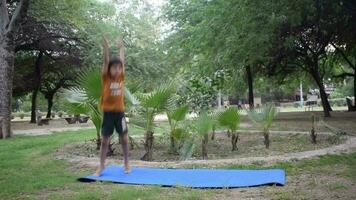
78, 165, 285, 188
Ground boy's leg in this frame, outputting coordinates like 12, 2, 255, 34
95, 135, 110, 176
119, 133, 130, 173
95, 112, 114, 176
116, 113, 130, 173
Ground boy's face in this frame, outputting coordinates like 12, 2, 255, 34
110, 64, 123, 77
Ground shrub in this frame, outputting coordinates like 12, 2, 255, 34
19, 112, 25, 119
57, 111, 63, 118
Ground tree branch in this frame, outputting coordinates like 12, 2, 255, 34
6, 0, 30, 34
334, 72, 355, 78
0, 0, 9, 31
330, 42, 356, 70
15, 42, 38, 52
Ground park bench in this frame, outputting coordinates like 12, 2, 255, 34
64, 116, 90, 124
64, 117, 78, 124
78, 116, 90, 123
37, 118, 50, 126
36, 110, 50, 126
346, 97, 356, 112
305, 93, 318, 111
305, 100, 317, 111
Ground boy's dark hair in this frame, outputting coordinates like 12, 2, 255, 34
108, 57, 123, 73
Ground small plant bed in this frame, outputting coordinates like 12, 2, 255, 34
62, 131, 347, 162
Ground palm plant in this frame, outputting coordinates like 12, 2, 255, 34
63, 69, 102, 149
166, 104, 189, 153
209, 109, 220, 140
179, 127, 196, 161
135, 85, 175, 161
218, 107, 240, 151
310, 114, 317, 144
247, 104, 278, 149
195, 111, 213, 159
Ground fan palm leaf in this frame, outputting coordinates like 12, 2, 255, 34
218, 107, 240, 132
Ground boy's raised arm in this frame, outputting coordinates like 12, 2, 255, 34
102, 36, 110, 74
116, 37, 125, 74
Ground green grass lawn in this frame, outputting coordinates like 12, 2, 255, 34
0, 129, 209, 200
0, 128, 355, 199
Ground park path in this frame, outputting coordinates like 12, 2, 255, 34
13, 126, 95, 136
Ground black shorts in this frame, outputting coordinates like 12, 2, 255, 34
101, 112, 128, 137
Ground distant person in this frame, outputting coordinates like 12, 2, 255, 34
15, 99, 22, 112
237, 100, 242, 109
95, 35, 130, 176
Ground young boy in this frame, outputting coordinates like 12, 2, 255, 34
95, 36, 130, 176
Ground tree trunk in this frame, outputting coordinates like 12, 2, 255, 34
263, 129, 270, 149
30, 52, 43, 123
354, 69, 356, 104
310, 67, 332, 117
246, 66, 254, 109
211, 126, 215, 140
202, 134, 209, 159
46, 94, 54, 118
170, 135, 176, 153
129, 135, 136, 150
231, 132, 239, 151
30, 89, 38, 123
0, 0, 31, 139
141, 131, 154, 161
0, 36, 15, 139
310, 114, 317, 144
96, 134, 101, 150
0, 117, 5, 139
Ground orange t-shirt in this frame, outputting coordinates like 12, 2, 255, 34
100, 72, 125, 112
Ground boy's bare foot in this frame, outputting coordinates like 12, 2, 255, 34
124, 164, 131, 174
94, 167, 104, 176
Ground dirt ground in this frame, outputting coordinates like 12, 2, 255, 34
62, 131, 346, 162
263, 111, 356, 135
211, 171, 356, 200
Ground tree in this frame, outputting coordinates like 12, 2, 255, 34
40, 65, 75, 118
247, 104, 278, 149
164, 0, 356, 117
0, 0, 30, 139
331, 46, 356, 110
195, 111, 213, 159
163, 0, 268, 109
136, 86, 175, 161
330, 1, 356, 106
166, 104, 189, 153
218, 107, 240, 151
262, 0, 356, 117
14, 7, 88, 123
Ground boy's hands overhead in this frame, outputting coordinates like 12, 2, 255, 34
116, 37, 124, 48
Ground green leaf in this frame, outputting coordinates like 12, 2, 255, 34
76, 69, 102, 103
139, 86, 174, 111
247, 104, 278, 129
172, 128, 185, 139
125, 87, 140, 106
168, 105, 189, 122
218, 107, 240, 132
180, 139, 196, 161
195, 111, 213, 136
